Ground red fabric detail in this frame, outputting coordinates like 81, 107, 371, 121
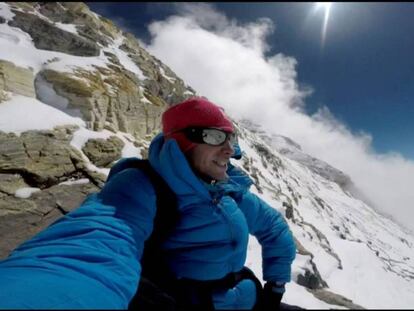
168, 131, 198, 153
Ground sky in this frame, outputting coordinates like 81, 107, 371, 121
87, 2, 414, 160
85, 2, 414, 231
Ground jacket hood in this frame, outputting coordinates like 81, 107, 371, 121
148, 133, 211, 205
148, 133, 253, 207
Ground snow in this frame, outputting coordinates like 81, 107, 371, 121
70, 127, 113, 176
0, 3, 109, 75
70, 127, 143, 177
0, 2, 14, 21
59, 178, 90, 186
34, 74, 83, 118
0, 94, 85, 134
8, 4, 76, 37
234, 127, 414, 309
326, 236, 414, 308
246, 236, 347, 309
14, 187, 41, 199
54, 22, 78, 35
183, 89, 195, 95
284, 282, 347, 309
159, 66, 176, 83
108, 35, 146, 80
0, 21, 108, 75
117, 133, 144, 158
71, 127, 116, 151
139, 86, 153, 105
43, 49, 109, 75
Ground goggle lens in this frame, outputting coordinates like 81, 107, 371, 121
184, 128, 237, 146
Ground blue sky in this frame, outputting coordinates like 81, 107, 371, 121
88, 2, 414, 160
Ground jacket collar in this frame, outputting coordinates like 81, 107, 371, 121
148, 133, 252, 204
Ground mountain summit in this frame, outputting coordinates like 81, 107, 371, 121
0, 2, 413, 309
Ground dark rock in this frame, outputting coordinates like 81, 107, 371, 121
295, 250, 328, 290
9, 10, 100, 57
294, 237, 313, 257
283, 201, 294, 220
0, 127, 86, 188
0, 59, 35, 97
0, 181, 99, 259
38, 2, 76, 23
82, 136, 124, 167
297, 269, 323, 289
0, 174, 29, 195
309, 289, 365, 309
37, 3, 116, 47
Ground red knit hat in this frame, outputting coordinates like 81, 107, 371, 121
162, 97, 234, 153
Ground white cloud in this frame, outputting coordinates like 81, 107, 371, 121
146, 3, 414, 232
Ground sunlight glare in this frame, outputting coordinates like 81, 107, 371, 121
315, 2, 333, 47
316, 2, 333, 11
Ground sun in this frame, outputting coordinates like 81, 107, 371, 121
316, 2, 333, 11
315, 2, 333, 47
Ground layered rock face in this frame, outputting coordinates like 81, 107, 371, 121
3, 2, 196, 137
0, 2, 195, 258
0, 126, 102, 258
9, 9, 100, 57
0, 60, 35, 97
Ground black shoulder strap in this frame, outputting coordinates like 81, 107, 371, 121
122, 159, 180, 309
124, 159, 179, 246
108, 158, 179, 250
115, 159, 179, 282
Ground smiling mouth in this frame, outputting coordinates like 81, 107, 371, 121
213, 160, 228, 168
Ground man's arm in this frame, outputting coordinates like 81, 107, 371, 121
0, 168, 156, 309
238, 191, 296, 283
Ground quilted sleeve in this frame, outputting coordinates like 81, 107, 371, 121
0, 168, 156, 309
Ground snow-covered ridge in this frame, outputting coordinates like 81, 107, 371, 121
235, 123, 414, 308
240, 119, 352, 190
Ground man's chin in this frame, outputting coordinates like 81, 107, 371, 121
214, 172, 229, 181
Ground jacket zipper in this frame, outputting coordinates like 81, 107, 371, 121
211, 190, 236, 252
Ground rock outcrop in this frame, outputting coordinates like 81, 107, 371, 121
82, 136, 124, 167
0, 126, 86, 187
0, 181, 99, 259
5, 2, 196, 140
0, 60, 35, 97
0, 125, 107, 258
9, 9, 100, 57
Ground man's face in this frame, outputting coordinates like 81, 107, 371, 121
186, 139, 235, 181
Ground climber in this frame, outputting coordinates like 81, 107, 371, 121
0, 97, 296, 310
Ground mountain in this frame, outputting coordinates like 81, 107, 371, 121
0, 2, 413, 309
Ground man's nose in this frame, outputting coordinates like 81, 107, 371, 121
221, 138, 235, 156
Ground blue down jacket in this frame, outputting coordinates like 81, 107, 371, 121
0, 133, 296, 309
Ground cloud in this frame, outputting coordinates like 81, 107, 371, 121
146, 3, 414, 232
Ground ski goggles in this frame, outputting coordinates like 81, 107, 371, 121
182, 127, 237, 146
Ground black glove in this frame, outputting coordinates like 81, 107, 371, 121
263, 281, 285, 310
